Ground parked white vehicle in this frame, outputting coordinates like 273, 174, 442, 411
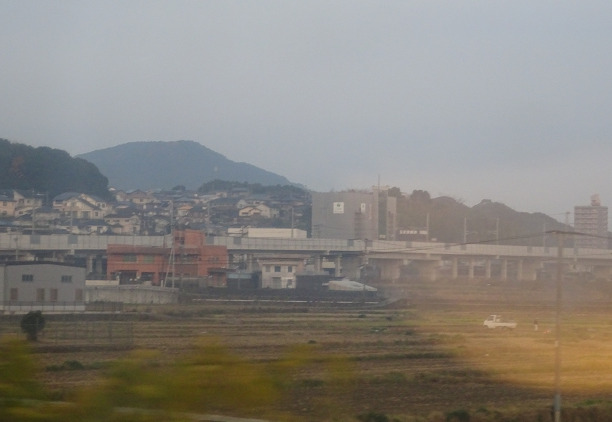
483, 315, 517, 329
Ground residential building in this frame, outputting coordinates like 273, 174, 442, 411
259, 256, 304, 289
0, 194, 16, 217
105, 211, 142, 234
238, 203, 277, 219
0, 190, 44, 218
574, 194, 609, 249
0, 262, 86, 313
13, 190, 45, 217
115, 190, 158, 207
53, 192, 112, 220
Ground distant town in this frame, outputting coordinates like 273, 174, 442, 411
0, 183, 610, 314
0, 185, 311, 238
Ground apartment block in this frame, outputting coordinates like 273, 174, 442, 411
574, 194, 609, 249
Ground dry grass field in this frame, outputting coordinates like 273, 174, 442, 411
3, 278, 612, 421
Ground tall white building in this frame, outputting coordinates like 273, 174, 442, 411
574, 194, 608, 249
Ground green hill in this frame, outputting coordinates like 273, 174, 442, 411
0, 139, 111, 200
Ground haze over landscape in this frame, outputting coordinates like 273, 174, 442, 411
2, 1, 612, 221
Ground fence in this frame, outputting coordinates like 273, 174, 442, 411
49, 314, 134, 347
0, 313, 134, 347
1, 301, 85, 314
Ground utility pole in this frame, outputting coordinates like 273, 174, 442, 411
552, 230, 565, 422
496, 218, 500, 245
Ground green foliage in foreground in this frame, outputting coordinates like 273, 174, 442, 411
0, 336, 348, 421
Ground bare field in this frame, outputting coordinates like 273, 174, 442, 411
7, 278, 612, 421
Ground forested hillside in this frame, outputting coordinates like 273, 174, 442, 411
393, 189, 572, 246
0, 139, 111, 200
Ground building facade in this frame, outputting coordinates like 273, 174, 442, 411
574, 194, 609, 249
259, 255, 305, 288
105, 229, 228, 286
311, 189, 397, 240
0, 262, 86, 313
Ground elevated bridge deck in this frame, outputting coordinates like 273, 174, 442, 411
1, 233, 611, 281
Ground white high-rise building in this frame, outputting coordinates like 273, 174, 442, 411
574, 194, 608, 249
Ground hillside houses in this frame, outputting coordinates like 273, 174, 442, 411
53, 192, 111, 220
0, 186, 311, 237
238, 203, 278, 219
0, 190, 44, 218
0, 193, 16, 217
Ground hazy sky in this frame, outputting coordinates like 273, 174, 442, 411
2, 1, 612, 220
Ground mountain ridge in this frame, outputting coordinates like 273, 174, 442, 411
77, 140, 293, 191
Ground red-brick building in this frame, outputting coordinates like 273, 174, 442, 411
106, 229, 228, 286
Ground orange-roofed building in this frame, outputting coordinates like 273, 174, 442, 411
106, 229, 228, 287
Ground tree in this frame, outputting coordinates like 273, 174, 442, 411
20, 311, 45, 342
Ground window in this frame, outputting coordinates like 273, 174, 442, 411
50, 289, 58, 302
288, 266, 294, 273
22, 274, 34, 282
61, 275, 72, 283
274, 265, 281, 273
10, 288, 18, 301
36, 288, 45, 302
75, 289, 83, 302
143, 255, 155, 263
123, 254, 137, 262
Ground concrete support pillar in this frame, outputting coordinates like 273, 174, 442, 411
342, 255, 362, 280
246, 254, 255, 272
501, 259, 508, 281
86, 255, 94, 275
416, 261, 439, 281
313, 255, 322, 273
468, 258, 475, 279
335, 255, 342, 277
522, 260, 538, 281
452, 258, 459, 279
93, 255, 104, 276
378, 259, 402, 281
93, 256, 101, 274
485, 259, 492, 279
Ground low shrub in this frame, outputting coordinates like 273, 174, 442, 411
357, 411, 390, 422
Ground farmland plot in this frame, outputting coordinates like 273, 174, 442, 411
4, 278, 612, 421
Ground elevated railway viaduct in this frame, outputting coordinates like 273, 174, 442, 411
2, 233, 612, 283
